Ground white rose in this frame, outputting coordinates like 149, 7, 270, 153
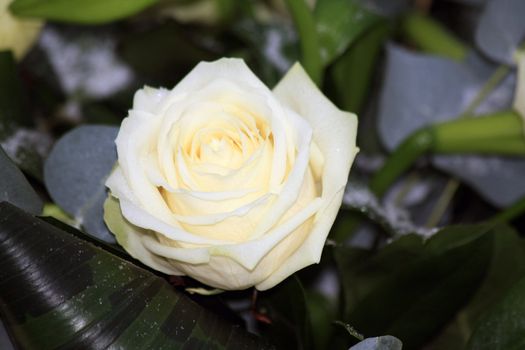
0, 0, 42, 59
104, 58, 358, 290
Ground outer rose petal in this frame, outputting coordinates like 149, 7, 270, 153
257, 63, 358, 290
103, 195, 181, 275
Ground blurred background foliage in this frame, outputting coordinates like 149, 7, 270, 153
2, 0, 525, 349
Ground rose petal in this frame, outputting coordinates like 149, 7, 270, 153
209, 197, 322, 270
255, 63, 358, 290
103, 196, 181, 275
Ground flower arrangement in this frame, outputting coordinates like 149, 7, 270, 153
1, 1, 525, 349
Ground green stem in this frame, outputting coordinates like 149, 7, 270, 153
284, 0, 323, 85
401, 11, 468, 61
491, 196, 525, 223
433, 110, 525, 155
425, 179, 460, 227
370, 128, 434, 197
370, 111, 525, 198
461, 65, 511, 116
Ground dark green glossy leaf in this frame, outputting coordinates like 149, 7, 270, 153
425, 225, 525, 349
258, 275, 312, 350
350, 335, 402, 350
314, 0, 381, 65
44, 125, 118, 243
0, 202, 274, 350
9, 0, 158, 24
336, 224, 495, 349
0, 146, 42, 215
467, 275, 525, 350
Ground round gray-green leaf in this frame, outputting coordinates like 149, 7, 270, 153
349, 336, 403, 350
44, 125, 118, 242
475, 0, 525, 65
378, 44, 524, 207
0, 145, 42, 215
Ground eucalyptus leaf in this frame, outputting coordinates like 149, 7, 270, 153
314, 0, 381, 65
44, 125, 118, 242
349, 335, 402, 350
258, 275, 312, 350
378, 44, 524, 207
343, 180, 437, 238
9, 0, 159, 24
475, 0, 525, 65
0, 320, 14, 350
0, 145, 42, 215
0, 202, 274, 350
467, 275, 525, 350
336, 224, 495, 349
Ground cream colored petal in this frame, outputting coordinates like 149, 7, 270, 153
132, 86, 169, 114
273, 63, 358, 202
251, 108, 313, 237
143, 154, 176, 192
171, 188, 256, 201
172, 194, 271, 225
141, 236, 210, 264
170, 58, 275, 97
255, 189, 344, 290
106, 167, 138, 204
209, 197, 322, 270
107, 169, 228, 245
258, 62, 359, 290
118, 197, 232, 245
103, 196, 181, 275
115, 110, 174, 221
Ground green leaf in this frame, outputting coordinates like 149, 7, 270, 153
0, 146, 42, 215
336, 224, 495, 349
306, 291, 335, 350
425, 225, 525, 349
349, 335, 402, 350
467, 275, 525, 350
331, 20, 392, 113
284, 0, 322, 84
44, 125, 119, 243
9, 0, 159, 24
258, 275, 312, 350
401, 12, 467, 61
0, 202, 274, 350
314, 0, 381, 65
